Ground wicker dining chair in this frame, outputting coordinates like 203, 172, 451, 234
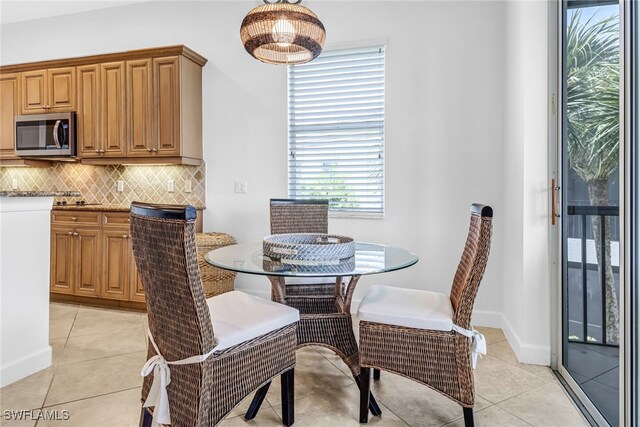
357, 204, 493, 427
269, 199, 338, 300
130, 202, 299, 427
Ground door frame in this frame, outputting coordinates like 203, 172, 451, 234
622, 0, 637, 425
549, 0, 627, 425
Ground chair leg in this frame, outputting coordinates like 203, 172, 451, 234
139, 407, 152, 427
463, 407, 474, 427
373, 369, 381, 381
281, 368, 295, 427
354, 374, 382, 417
359, 367, 370, 424
245, 381, 271, 420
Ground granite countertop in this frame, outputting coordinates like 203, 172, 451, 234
0, 191, 81, 197
52, 204, 206, 211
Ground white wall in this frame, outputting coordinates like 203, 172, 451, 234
1, 1, 552, 364
502, 0, 551, 364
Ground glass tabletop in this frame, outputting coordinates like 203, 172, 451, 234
205, 242, 419, 277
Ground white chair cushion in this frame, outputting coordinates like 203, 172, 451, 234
357, 285, 453, 331
207, 291, 299, 352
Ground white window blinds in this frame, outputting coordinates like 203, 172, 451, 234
288, 45, 385, 215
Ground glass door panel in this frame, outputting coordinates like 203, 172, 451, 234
561, 1, 620, 425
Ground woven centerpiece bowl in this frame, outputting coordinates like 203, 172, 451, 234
263, 233, 354, 265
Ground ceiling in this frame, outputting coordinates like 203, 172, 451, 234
0, 1, 151, 25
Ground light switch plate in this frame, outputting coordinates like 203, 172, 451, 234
185, 180, 192, 193
11, 179, 18, 190
117, 180, 124, 193
235, 180, 248, 194
167, 179, 175, 193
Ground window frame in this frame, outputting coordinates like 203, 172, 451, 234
287, 43, 386, 219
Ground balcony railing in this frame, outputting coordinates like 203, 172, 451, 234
566, 205, 619, 347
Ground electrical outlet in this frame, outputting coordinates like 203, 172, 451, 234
11, 179, 18, 190
117, 180, 124, 193
235, 180, 248, 194
167, 179, 175, 193
184, 180, 192, 193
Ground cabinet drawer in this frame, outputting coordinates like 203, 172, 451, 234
102, 212, 131, 227
51, 210, 101, 225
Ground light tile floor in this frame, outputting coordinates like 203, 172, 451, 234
0, 303, 588, 427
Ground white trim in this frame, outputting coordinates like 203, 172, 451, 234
0, 346, 52, 388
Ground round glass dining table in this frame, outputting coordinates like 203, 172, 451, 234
205, 241, 418, 277
205, 241, 418, 419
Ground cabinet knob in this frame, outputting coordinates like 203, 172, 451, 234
71, 217, 77, 221
95, 149, 100, 153
100, 149, 105, 154
147, 148, 152, 152
151, 148, 158, 152
68, 231, 73, 235
73, 232, 79, 236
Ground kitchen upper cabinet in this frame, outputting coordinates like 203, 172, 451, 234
21, 70, 47, 114
21, 68, 76, 114
0, 73, 20, 159
100, 62, 126, 157
126, 59, 153, 156
77, 65, 100, 158
48, 67, 76, 112
153, 56, 181, 156
1, 46, 206, 165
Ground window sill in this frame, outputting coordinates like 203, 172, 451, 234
329, 211, 385, 220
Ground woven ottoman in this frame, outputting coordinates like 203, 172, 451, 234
195, 232, 237, 297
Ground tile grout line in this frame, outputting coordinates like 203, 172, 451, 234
57, 349, 147, 368
40, 386, 142, 410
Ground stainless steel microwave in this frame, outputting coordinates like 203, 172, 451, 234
15, 112, 76, 157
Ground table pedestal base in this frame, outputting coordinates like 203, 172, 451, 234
245, 275, 382, 420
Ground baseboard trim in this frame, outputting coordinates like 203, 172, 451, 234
500, 315, 551, 365
0, 346, 52, 387
238, 288, 551, 365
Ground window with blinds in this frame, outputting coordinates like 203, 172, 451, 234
288, 45, 385, 216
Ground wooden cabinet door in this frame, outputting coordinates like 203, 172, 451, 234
100, 62, 126, 157
75, 228, 100, 297
48, 67, 76, 112
0, 73, 20, 159
152, 56, 181, 156
129, 245, 146, 302
101, 228, 130, 299
126, 59, 153, 157
21, 70, 47, 114
77, 65, 101, 158
50, 227, 74, 294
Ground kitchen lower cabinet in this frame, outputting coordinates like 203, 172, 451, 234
50, 226, 100, 297
50, 211, 145, 305
101, 228, 131, 300
50, 228, 75, 295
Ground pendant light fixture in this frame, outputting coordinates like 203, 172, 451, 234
240, 0, 326, 65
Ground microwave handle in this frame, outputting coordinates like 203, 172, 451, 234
52, 120, 62, 148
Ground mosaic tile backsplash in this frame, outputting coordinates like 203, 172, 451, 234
0, 163, 206, 207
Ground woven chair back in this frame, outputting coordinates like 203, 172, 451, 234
449, 204, 493, 329
130, 202, 216, 363
270, 198, 329, 234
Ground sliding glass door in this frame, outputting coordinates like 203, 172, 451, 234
559, 1, 621, 425
626, 0, 639, 424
